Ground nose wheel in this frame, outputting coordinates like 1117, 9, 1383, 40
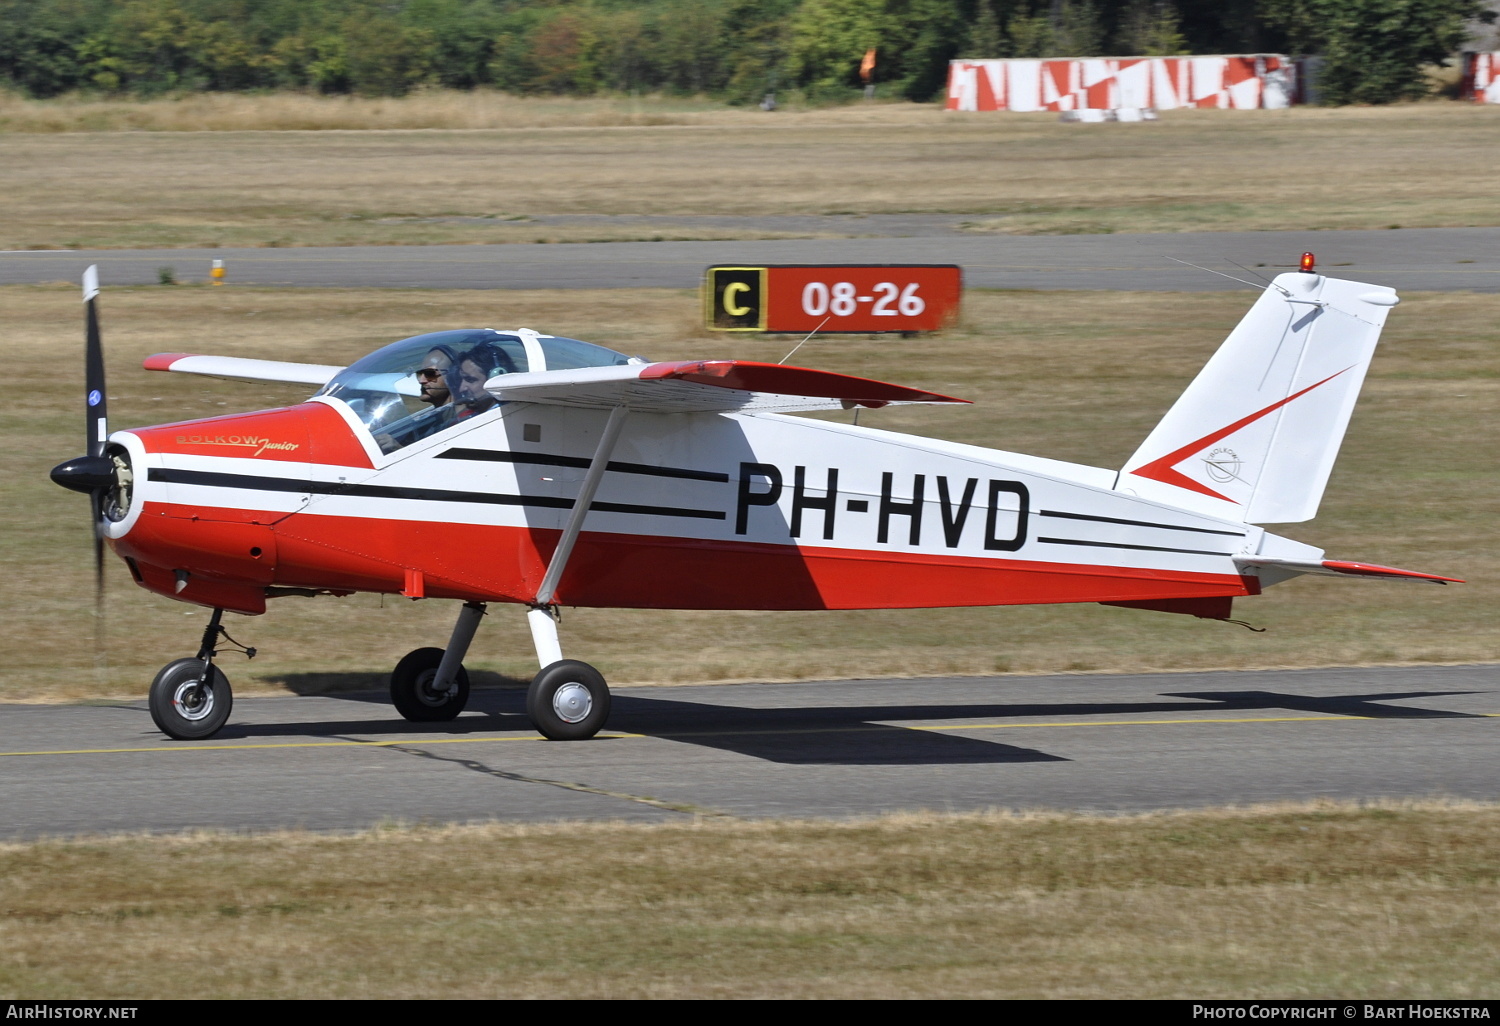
148, 607, 247, 740
149, 658, 233, 740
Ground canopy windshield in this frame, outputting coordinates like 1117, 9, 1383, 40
314, 329, 634, 453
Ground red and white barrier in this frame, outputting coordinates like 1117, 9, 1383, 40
945, 55, 1293, 112
1462, 52, 1500, 104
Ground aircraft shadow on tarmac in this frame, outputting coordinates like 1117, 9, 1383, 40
202, 679, 1488, 767
271, 670, 529, 695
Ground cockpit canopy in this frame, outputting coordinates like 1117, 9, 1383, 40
314, 329, 636, 454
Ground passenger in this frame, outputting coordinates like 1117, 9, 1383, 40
448, 343, 513, 421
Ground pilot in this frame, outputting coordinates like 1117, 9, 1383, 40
415, 345, 457, 408
448, 343, 514, 421
375, 344, 463, 453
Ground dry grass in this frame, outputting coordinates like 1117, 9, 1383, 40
1, 283, 1493, 701
1, 102, 1497, 248
1, 802, 1496, 998
0, 88, 741, 133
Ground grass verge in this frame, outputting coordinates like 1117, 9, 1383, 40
1, 283, 1493, 701
1, 802, 1495, 998
1, 102, 1497, 248
0, 88, 739, 133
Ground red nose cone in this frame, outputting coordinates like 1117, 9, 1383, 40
1300, 252, 1316, 273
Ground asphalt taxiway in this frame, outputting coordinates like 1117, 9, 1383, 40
2, 664, 1494, 838
3, 226, 1498, 292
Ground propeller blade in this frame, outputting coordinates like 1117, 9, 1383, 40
79, 265, 111, 580
94, 520, 105, 613
83, 265, 108, 458
80, 266, 111, 688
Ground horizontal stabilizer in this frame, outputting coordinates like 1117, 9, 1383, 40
486, 360, 968, 414
144, 353, 344, 387
1236, 557, 1463, 584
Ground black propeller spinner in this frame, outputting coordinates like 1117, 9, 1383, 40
49, 266, 117, 604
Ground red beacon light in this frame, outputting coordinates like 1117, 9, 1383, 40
1300, 252, 1317, 273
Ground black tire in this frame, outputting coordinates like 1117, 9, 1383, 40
526, 660, 610, 741
149, 658, 233, 740
391, 647, 470, 722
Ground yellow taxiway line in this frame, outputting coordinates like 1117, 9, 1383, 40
0, 712, 1493, 759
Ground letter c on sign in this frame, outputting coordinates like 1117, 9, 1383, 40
723, 282, 751, 317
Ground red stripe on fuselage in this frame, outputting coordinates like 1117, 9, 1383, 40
555, 528, 1258, 610
128, 502, 1256, 612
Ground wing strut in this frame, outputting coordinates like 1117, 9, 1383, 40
526, 405, 629, 667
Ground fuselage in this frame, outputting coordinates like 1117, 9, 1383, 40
104, 393, 1277, 617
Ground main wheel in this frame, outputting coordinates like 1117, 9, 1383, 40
149, 658, 233, 740
391, 647, 470, 722
526, 660, 610, 741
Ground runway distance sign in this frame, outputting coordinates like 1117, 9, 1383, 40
705, 265, 962, 333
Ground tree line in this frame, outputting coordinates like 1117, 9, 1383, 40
0, 0, 1489, 106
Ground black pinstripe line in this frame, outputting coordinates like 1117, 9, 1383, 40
147, 468, 726, 520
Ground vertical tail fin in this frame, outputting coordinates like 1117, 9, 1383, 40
1117, 272, 1398, 523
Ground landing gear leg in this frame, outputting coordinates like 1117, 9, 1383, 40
525, 605, 610, 741
520, 405, 625, 741
149, 607, 236, 741
391, 601, 483, 722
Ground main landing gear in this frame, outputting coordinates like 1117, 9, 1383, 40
387, 599, 612, 741
390, 601, 480, 721
388, 404, 627, 741
527, 660, 611, 741
149, 608, 253, 741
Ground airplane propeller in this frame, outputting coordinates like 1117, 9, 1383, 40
49, 265, 117, 613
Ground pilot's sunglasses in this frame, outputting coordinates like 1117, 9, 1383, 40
417, 368, 445, 380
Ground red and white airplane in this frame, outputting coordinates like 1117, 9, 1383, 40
51, 257, 1459, 742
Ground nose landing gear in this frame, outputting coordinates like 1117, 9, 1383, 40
148, 608, 251, 740
149, 659, 232, 740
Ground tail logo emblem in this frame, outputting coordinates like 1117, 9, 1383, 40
1203, 447, 1244, 484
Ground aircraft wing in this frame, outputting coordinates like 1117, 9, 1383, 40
144, 353, 344, 386
485, 360, 969, 413
1236, 557, 1463, 584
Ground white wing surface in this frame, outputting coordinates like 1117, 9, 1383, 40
143, 353, 967, 413
144, 353, 344, 386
